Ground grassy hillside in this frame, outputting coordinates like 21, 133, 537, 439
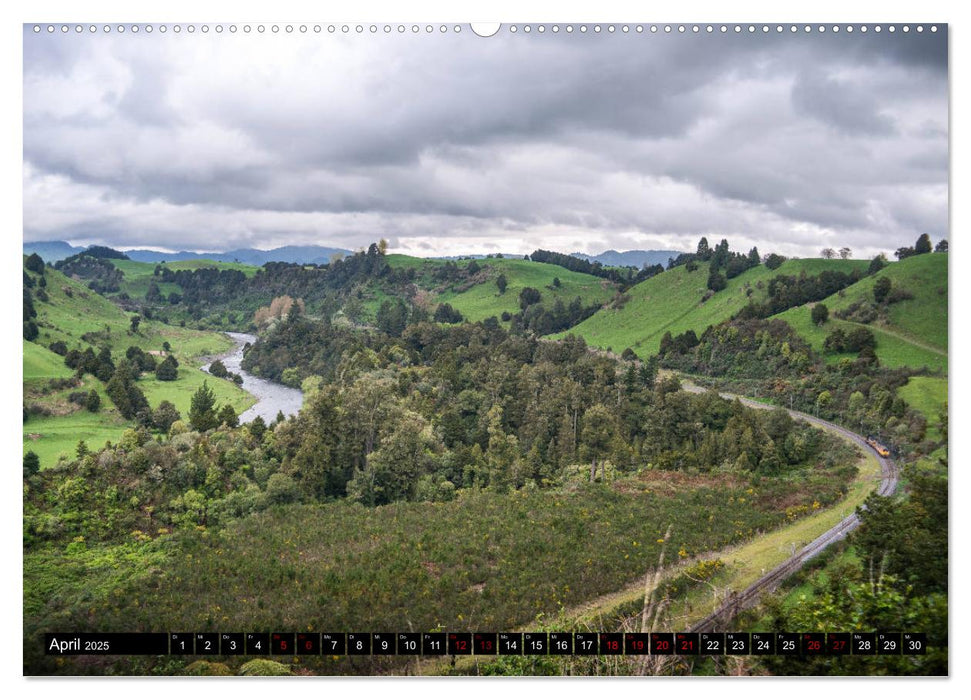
32, 264, 233, 358
553, 258, 868, 357
386, 255, 616, 323
23, 342, 74, 383
775, 308, 947, 373
897, 375, 948, 441
773, 254, 948, 373
24, 265, 253, 467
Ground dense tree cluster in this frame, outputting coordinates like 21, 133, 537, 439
208, 359, 229, 378
376, 298, 409, 337
239, 319, 840, 507
241, 311, 363, 384
433, 303, 464, 324
834, 300, 879, 325
54, 253, 126, 294
735, 269, 864, 319
661, 319, 814, 379
667, 238, 761, 289
510, 295, 602, 336
151, 246, 397, 324
665, 318, 932, 454
811, 303, 829, 326
530, 249, 663, 288
823, 327, 877, 355
126, 345, 158, 373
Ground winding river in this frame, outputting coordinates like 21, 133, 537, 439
202, 332, 304, 423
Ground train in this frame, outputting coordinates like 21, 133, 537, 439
865, 436, 891, 457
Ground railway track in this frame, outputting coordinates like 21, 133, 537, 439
682, 384, 899, 632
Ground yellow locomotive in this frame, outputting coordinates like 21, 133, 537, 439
865, 436, 891, 457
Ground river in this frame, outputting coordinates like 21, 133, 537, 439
202, 332, 304, 423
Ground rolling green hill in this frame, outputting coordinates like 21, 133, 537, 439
771, 254, 948, 432
24, 264, 254, 467
30, 263, 234, 358
773, 254, 948, 373
552, 258, 868, 357
386, 255, 617, 323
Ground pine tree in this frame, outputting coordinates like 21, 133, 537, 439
217, 403, 239, 428
189, 381, 218, 431
23, 451, 40, 477
156, 354, 178, 381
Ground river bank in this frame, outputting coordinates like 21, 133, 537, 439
201, 331, 304, 423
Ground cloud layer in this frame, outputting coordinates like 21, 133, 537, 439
23, 26, 948, 258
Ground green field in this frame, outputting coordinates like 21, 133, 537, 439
24, 264, 253, 467
897, 376, 948, 440
24, 356, 254, 469
23, 410, 127, 468
140, 365, 255, 416
387, 255, 616, 323
23, 342, 74, 383
552, 258, 868, 357
112, 258, 259, 278
773, 254, 948, 373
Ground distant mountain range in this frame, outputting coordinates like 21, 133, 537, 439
571, 249, 685, 268
22, 241, 87, 262
23, 241, 353, 266
24, 241, 686, 269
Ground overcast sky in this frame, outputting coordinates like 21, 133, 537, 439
22, 24, 948, 259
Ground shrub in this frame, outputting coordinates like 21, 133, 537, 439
208, 359, 229, 378
239, 660, 290, 676
873, 277, 892, 304
811, 303, 829, 326
184, 661, 232, 676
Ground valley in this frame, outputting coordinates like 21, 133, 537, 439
21, 239, 948, 676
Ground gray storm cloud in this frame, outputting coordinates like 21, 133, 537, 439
23, 25, 948, 258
